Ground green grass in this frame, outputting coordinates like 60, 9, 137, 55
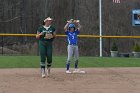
0, 56, 140, 68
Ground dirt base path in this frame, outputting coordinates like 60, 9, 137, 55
0, 68, 140, 93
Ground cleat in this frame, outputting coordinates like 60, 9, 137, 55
42, 74, 46, 78
41, 68, 46, 78
46, 67, 51, 76
66, 70, 72, 74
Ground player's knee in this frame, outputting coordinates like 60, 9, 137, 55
66, 60, 71, 64
41, 56, 46, 62
41, 59, 46, 62
67, 57, 72, 62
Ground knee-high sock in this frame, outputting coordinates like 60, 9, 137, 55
66, 61, 71, 70
75, 60, 78, 69
40, 62, 45, 73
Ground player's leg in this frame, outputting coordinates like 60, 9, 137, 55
73, 45, 80, 73
39, 41, 47, 78
73, 45, 85, 73
74, 45, 79, 69
66, 45, 73, 73
46, 42, 53, 76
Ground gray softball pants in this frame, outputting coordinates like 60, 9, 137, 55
66, 45, 79, 70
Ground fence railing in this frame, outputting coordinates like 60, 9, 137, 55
0, 33, 140, 38
0, 34, 140, 56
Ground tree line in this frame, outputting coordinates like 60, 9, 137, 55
0, 0, 140, 56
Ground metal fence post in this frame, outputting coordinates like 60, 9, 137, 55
2, 35, 4, 55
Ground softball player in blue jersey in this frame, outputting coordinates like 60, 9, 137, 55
64, 19, 81, 73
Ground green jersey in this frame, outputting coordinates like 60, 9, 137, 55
37, 25, 55, 42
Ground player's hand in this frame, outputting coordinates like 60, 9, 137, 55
36, 34, 40, 39
38, 32, 44, 35
67, 19, 74, 23
44, 33, 53, 39
74, 20, 80, 23
36, 32, 44, 39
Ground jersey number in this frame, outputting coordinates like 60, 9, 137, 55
72, 36, 74, 39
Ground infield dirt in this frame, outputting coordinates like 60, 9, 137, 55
0, 68, 140, 93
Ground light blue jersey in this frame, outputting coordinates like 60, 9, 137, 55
65, 29, 80, 45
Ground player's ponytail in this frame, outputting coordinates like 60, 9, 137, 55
42, 21, 45, 25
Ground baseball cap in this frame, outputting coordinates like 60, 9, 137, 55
68, 23, 75, 28
44, 17, 53, 22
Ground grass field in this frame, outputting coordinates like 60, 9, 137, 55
0, 56, 140, 68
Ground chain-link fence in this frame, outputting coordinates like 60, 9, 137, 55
0, 34, 140, 57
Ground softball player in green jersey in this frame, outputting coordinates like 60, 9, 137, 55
36, 17, 56, 78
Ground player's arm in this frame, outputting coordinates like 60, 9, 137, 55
36, 31, 44, 39
76, 22, 81, 31
64, 23, 69, 32
52, 31, 56, 38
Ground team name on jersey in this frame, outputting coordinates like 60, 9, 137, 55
42, 29, 53, 33
69, 33, 76, 36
